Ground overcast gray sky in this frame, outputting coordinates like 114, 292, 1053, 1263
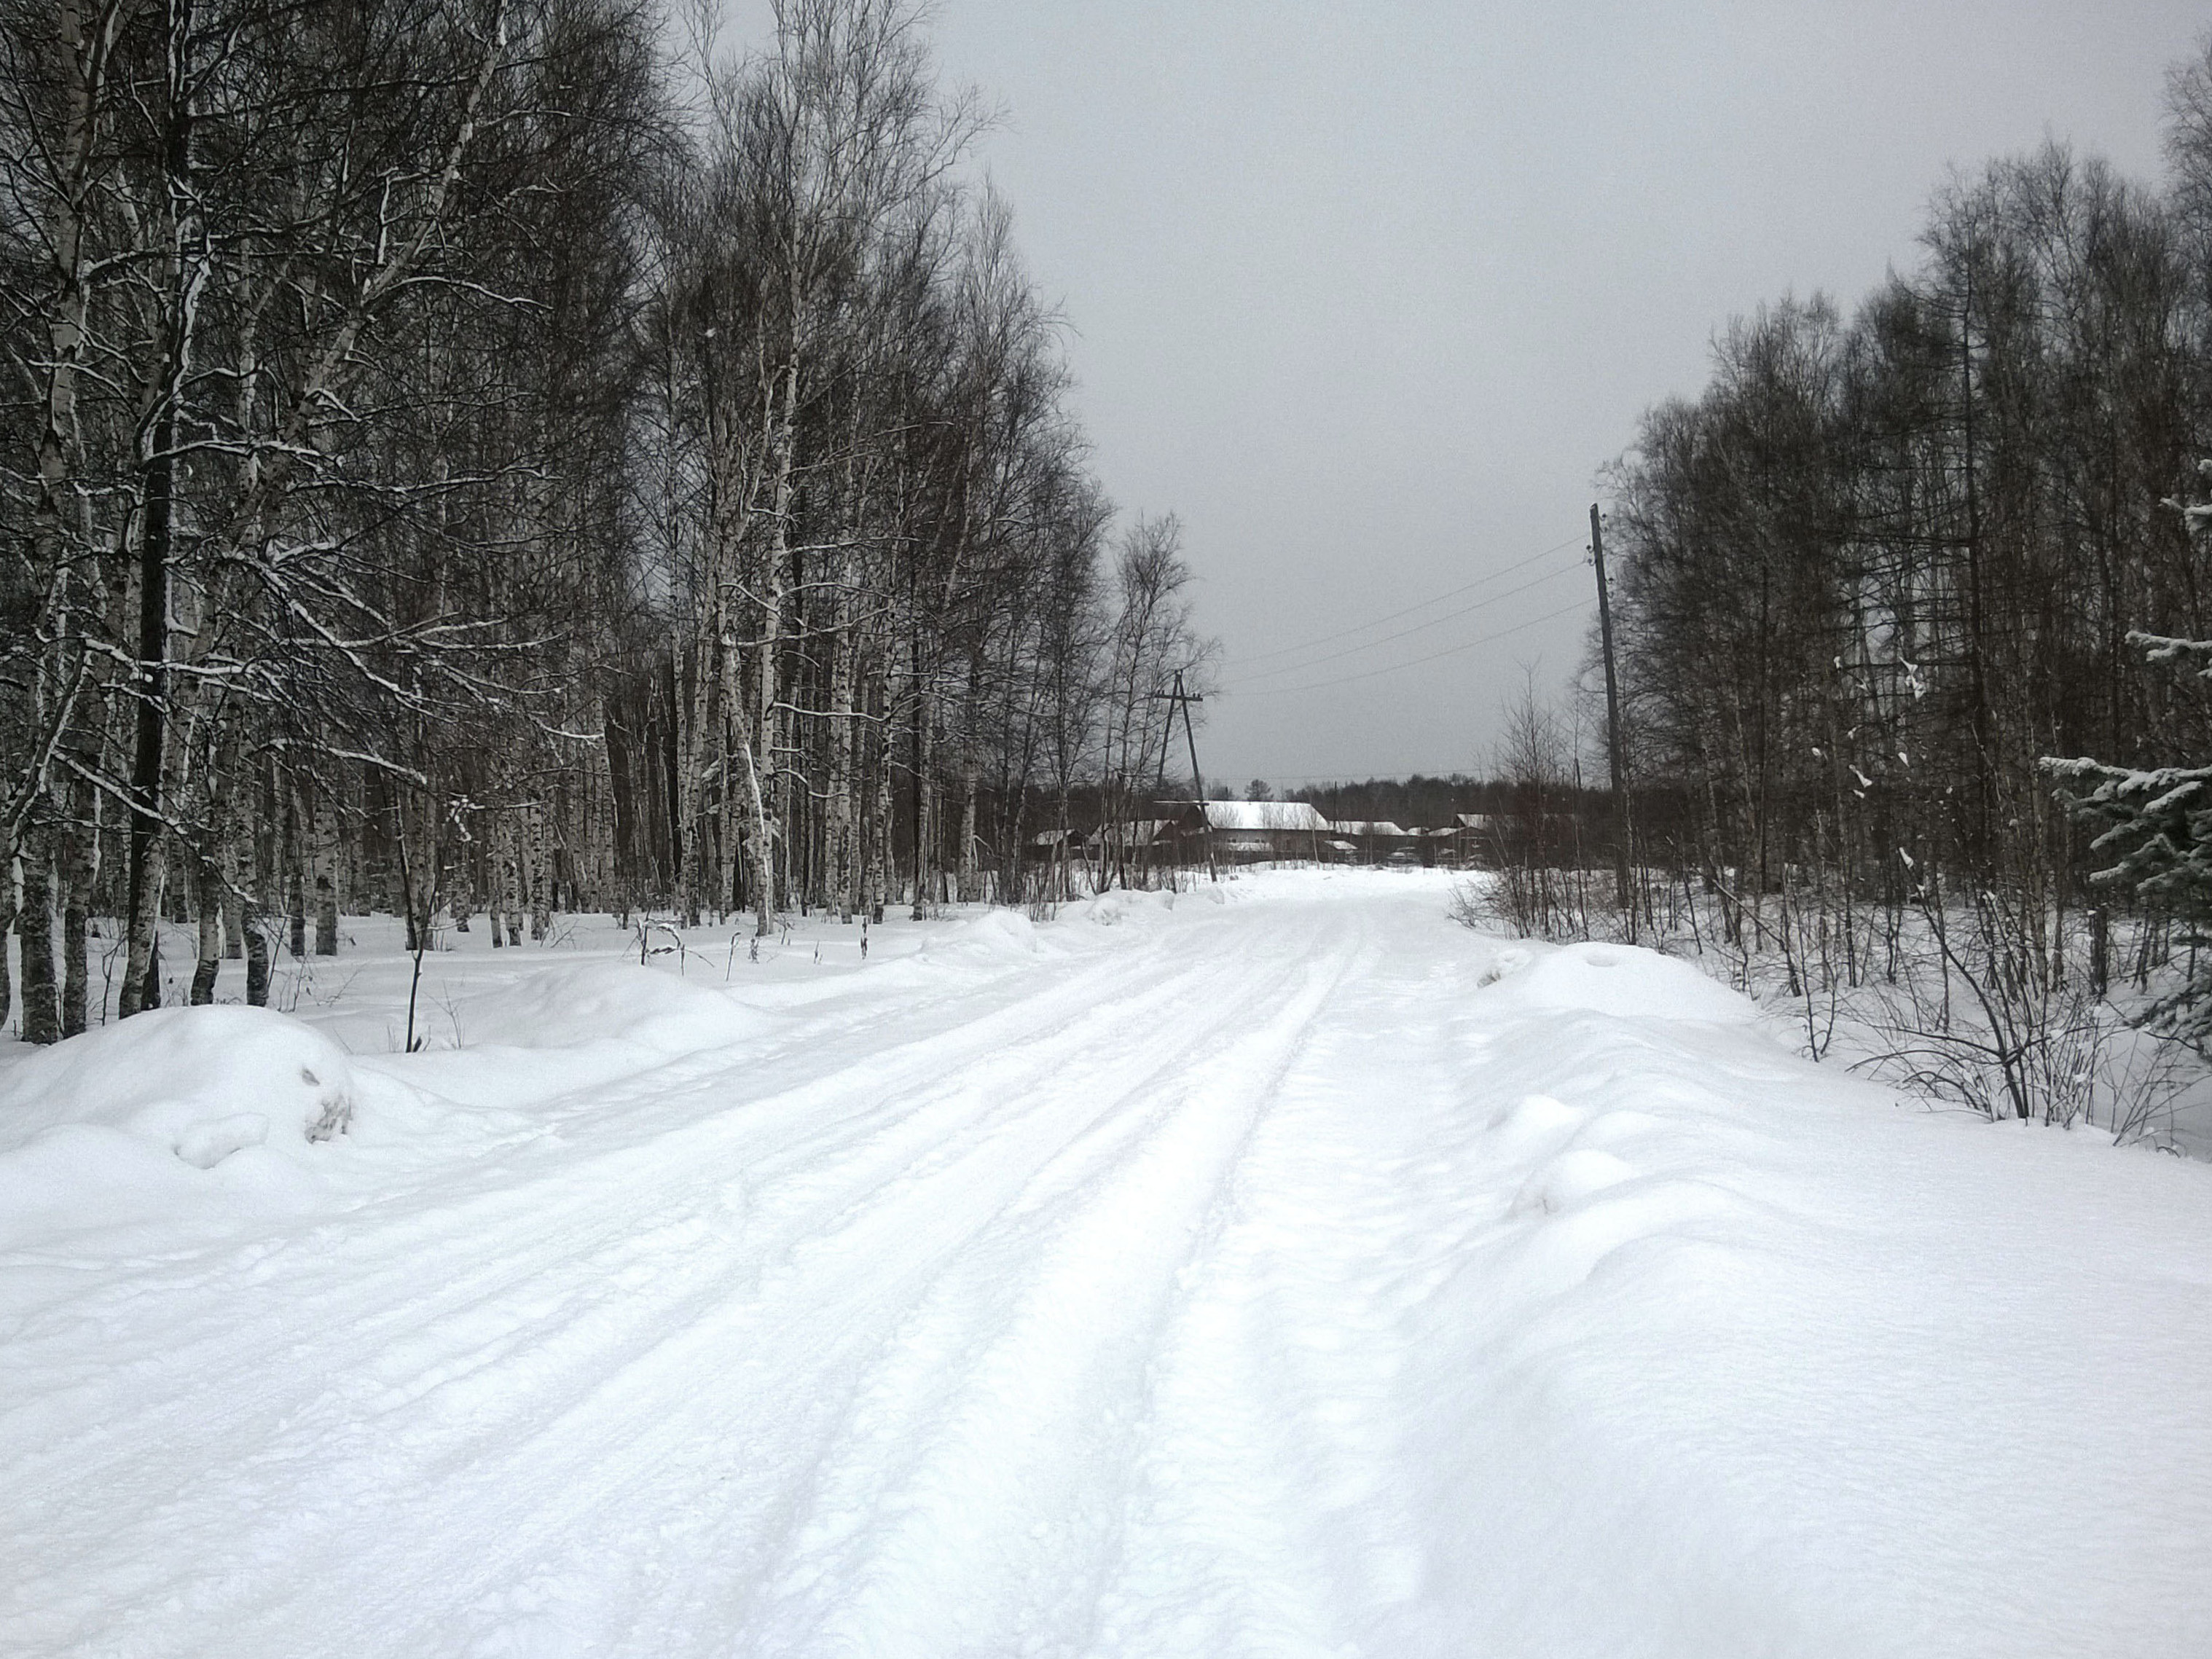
748, 1, 2212, 787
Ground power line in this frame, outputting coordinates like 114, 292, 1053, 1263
1228, 560, 1583, 686
1228, 768, 1488, 784
1223, 535, 1582, 668
1223, 597, 1592, 698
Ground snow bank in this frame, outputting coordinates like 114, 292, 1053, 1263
343, 962, 783, 1130
1396, 1021, 2212, 1657
0, 1005, 353, 1167
1080, 888, 1178, 927
943, 909, 1043, 955
0, 1006, 355, 1249
1479, 939, 1757, 1024
329, 960, 779, 1129
912, 907, 1048, 968
450, 960, 773, 1054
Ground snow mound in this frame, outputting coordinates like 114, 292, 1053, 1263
1481, 941, 1756, 1024
1489, 1090, 1585, 1145
454, 961, 773, 1055
0, 1005, 354, 1167
1081, 889, 1177, 927
958, 909, 1042, 953
1513, 1145, 1641, 1214
914, 908, 1046, 969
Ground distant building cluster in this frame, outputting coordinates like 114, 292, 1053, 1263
1035, 803, 1526, 870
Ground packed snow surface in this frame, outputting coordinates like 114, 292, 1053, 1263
3, 871, 2208, 1657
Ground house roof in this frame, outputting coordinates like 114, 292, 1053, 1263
1192, 800, 1329, 833
1331, 820, 1412, 839
1455, 812, 1498, 830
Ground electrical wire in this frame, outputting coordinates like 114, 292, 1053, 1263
1223, 597, 1592, 698
1227, 560, 1584, 686
1222, 535, 1583, 668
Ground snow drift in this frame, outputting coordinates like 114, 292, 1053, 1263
0, 1005, 356, 1251
0, 1003, 353, 1167
451, 960, 774, 1054
1479, 938, 1759, 1023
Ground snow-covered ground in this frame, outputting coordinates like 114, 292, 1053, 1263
3, 869, 2208, 1658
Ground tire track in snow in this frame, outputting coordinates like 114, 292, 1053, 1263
2, 896, 1354, 1658
729, 924, 1361, 1658
402, 900, 1352, 1658
7, 920, 1222, 1650
1089, 905, 1492, 1658
0, 918, 1205, 1507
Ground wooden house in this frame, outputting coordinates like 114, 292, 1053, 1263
1082, 819, 1177, 855
1448, 812, 1504, 867
1172, 800, 1331, 863
1328, 820, 1417, 865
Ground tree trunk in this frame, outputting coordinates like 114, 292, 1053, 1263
239, 787, 268, 1007
825, 614, 858, 922
313, 789, 338, 954
286, 788, 307, 960
0, 828, 15, 1029
60, 823, 90, 1037
957, 681, 981, 903
745, 350, 802, 936
120, 0, 206, 1021
191, 853, 221, 1004
911, 675, 933, 922
501, 814, 521, 946
529, 803, 550, 940
245, 908, 269, 1007
222, 836, 245, 960
868, 674, 894, 925
18, 827, 60, 1044
675, 634, 710, 927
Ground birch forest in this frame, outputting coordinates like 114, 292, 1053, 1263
0, 0, 1211, 1042
1570, 43, 2212, 1110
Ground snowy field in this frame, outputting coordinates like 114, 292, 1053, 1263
3, 868, 2209, 1658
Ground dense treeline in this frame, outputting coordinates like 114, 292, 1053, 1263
1601, 45, 2212, 1011
1279, 772, 1604, 847
0, 0, 1209, 1042
1288, 774, 1493, 829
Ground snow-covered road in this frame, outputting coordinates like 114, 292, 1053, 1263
4, 872, 2210, 1657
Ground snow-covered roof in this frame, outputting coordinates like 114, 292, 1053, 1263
1331, 820, 1411, 839
1195, 800, 1328, 833
1455, 813, 1498, 831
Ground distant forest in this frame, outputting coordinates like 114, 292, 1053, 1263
0, 0, 1214, 1041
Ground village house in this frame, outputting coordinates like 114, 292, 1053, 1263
1449, 812, 1504, 868
1171, 800, 1331, 863
1328, 820, 1417, 866
1082, 820, 1178, 858
1406, 825, 1461, 867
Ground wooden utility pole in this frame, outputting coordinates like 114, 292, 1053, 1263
1591, 503, 1633, 927
1174, 670, 1217, 883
